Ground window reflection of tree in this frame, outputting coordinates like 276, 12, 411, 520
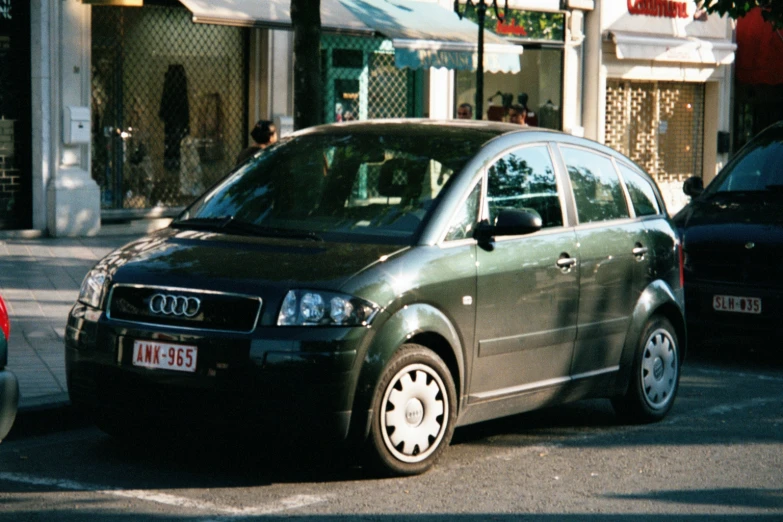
488, 149, 559, 225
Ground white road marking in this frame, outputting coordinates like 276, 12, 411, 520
0, 472, 328, 516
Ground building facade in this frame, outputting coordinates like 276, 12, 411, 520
584, 0, 735, 213
3, 0, 735, 236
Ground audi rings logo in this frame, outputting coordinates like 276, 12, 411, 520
149, 294, 201, 317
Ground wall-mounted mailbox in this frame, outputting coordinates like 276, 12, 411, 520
63, 106, 91, 145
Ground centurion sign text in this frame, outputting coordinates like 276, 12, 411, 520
627, 0, 688, 18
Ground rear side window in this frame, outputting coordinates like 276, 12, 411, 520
486, 145, 563, 228
618, 163, 660, 216
561, 146, 630, 224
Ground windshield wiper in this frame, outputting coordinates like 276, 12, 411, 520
172, 216, 323, 241
170, 216, 235, 230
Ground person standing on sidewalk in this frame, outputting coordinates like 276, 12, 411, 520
235, 120, 278, 166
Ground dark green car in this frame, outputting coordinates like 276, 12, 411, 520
66, 120, 685, 475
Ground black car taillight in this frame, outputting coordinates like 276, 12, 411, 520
678, 242, 684, 288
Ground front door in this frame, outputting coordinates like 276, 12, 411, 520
470, 144, 579, 399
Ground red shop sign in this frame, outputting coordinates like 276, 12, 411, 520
627, 0, 688, 19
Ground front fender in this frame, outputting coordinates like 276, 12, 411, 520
615, 280, 686, 396
349, 303, 465, 441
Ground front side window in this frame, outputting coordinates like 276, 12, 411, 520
445, 182, 482, 242
561, 146, 629, 224
177, 130, 495, 244
486, 145, 562, 228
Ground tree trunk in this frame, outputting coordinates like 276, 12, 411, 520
291, 0, 322, 131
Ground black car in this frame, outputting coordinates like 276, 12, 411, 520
674, 121, 783, 348
67, 120, 684, 475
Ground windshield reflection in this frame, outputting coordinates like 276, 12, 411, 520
176, 131, 490, 244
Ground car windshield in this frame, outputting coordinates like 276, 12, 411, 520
175, 127, 493, 244
703, 125, 783, 198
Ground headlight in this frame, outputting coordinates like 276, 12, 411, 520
78, 269, 109, 309
277, 290, 378, 326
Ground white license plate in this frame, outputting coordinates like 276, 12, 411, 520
132, 340, 197, 372
713, 295, 762, 315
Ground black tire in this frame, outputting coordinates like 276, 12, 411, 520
612, 316, 681, 423
366, 344, 457, 476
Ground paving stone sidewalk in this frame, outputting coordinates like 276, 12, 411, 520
0, 233, 145, 411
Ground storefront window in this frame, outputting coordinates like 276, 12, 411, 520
456, 9, 564, 129
0, 0, 31, 229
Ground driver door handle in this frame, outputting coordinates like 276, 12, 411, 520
556, 256, 577, 271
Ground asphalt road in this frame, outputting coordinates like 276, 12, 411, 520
0, 345, 781, 521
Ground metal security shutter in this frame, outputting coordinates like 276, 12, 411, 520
606, 80, 704, 183
91, 4, 247, 214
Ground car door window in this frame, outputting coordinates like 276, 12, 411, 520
445, 181, 482, 242
617, 163, 660, 216
487, 145, 563, 228
561, 146, 629, 224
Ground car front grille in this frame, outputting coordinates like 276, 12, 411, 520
107, 284, 262, 333
684, 248, 777, 285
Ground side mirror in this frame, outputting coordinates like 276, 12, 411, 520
474, 208, 542, 242
683, 176, 703, 198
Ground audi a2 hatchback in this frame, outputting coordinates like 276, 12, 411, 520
66, 120, 685, 475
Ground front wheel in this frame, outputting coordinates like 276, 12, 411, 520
612, 316, 680, 423
366, 344, 457, 476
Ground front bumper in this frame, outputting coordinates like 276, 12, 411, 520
65, 303, 373, 440
0, 368, 19, 440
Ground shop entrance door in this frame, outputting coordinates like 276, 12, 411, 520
0, 0, 32, 229
91, 4, 247, 215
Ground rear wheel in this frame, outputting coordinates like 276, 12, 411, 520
613, 316, 680, 423
366, 344, 457, 476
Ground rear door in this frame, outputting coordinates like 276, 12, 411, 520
557, 145, 649, 377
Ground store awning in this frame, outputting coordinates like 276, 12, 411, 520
736, 8, 783, 85
607, 31, 735, 65
178, 0, 523, 73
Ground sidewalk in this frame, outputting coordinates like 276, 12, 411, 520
0, 220, 169, 412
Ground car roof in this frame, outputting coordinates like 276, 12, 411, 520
293, 118, 540, 141
289, 118, 655, 182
